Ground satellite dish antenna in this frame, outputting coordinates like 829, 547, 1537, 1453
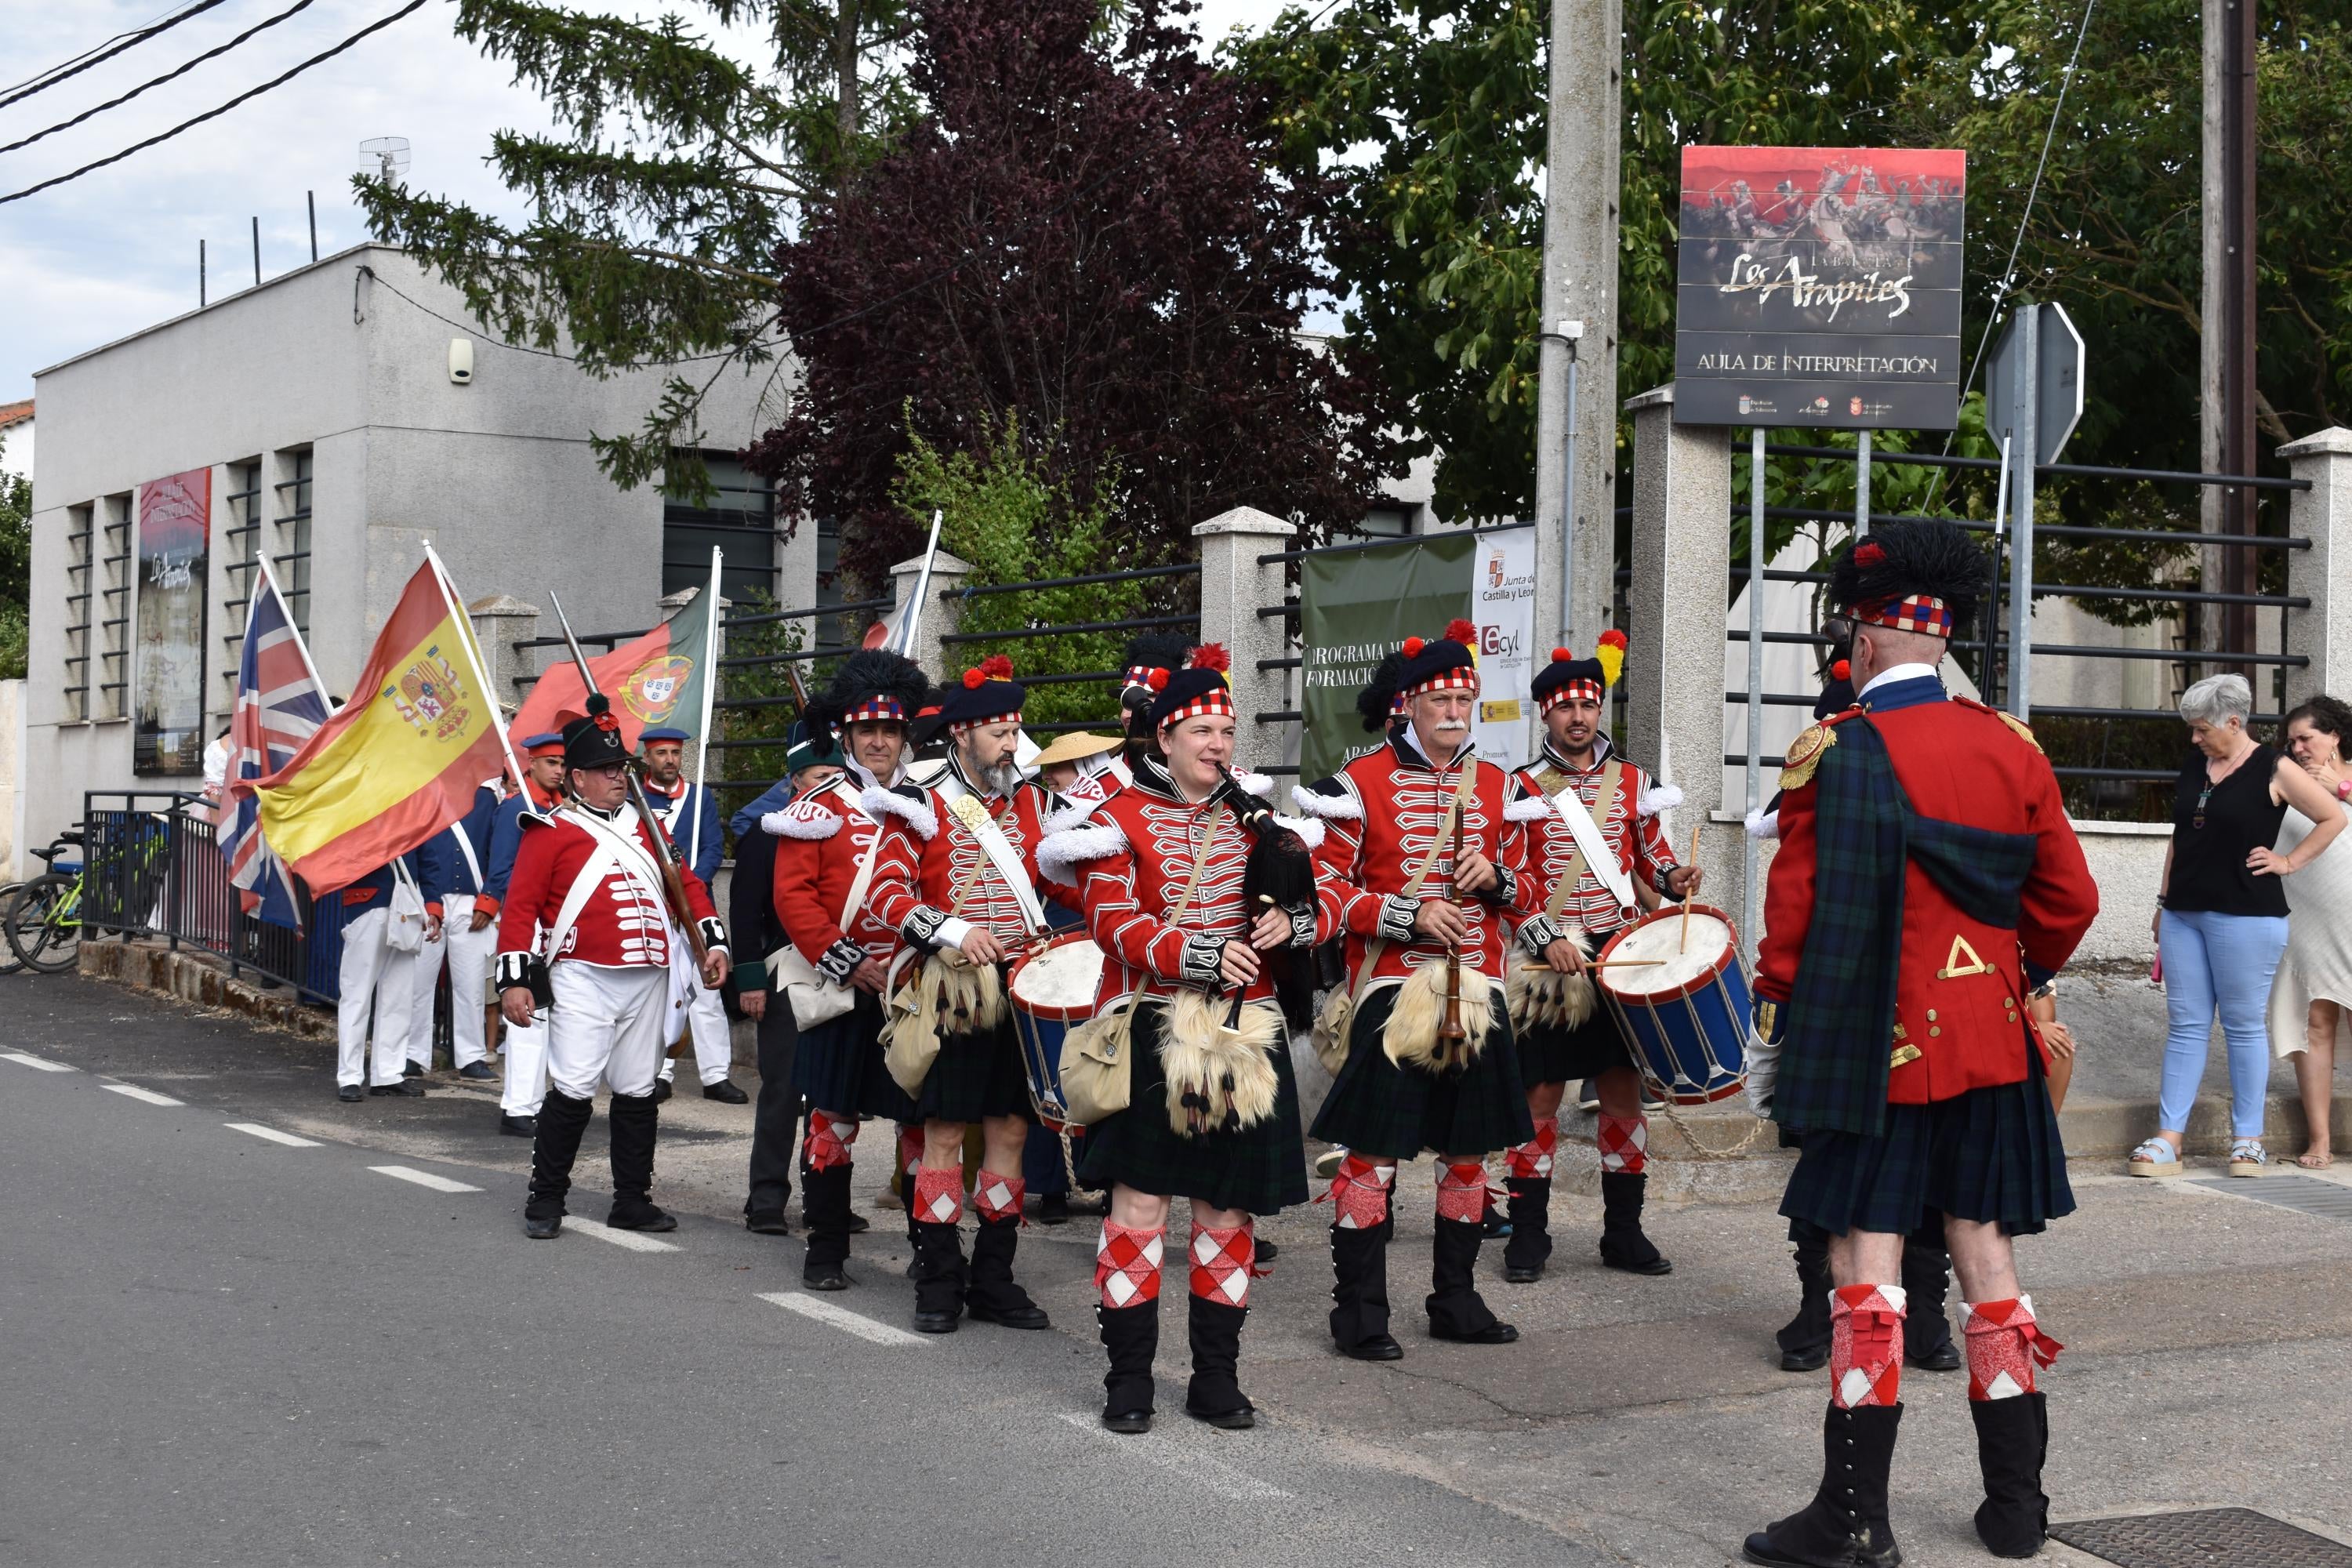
358, 136, 411, 182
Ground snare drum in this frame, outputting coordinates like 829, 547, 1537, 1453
1594, 905, 1751, 1105
1007, 931, 1105, 1133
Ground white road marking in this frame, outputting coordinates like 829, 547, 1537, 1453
367, 1164, 483, 1193
1052, 1410, 1292, 1499
565, 1217, 680, 1253
1, 1051, 76, 1072
102, 1083, 183, 1106
223, 1122, 321, 1148
758, 1291, 935, 1348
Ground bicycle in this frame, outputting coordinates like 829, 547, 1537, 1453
5, 830, 86, 974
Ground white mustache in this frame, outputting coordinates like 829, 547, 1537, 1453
1434, 720, 1469, 735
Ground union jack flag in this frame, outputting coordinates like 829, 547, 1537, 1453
220, 578, 329, 928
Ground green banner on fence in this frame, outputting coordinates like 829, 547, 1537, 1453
1298, 533, 1477, 782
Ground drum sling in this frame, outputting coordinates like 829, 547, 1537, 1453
882, 796, 1024, 1096
1506, 760, 1623, 1040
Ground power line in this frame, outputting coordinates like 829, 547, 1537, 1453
0, 0, 324, 158
0, 0, 434, 207
0, 0, 233, 111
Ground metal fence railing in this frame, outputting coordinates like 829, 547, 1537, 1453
83, 791, 346, 1006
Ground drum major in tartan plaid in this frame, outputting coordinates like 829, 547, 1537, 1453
1779, 1070, 2074, 1240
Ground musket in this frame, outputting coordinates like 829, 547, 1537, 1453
549, 593, 711, 974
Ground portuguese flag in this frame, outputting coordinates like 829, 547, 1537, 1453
510, 579, 717, 754
252, 558, 512, 894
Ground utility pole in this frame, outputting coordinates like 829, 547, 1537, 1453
2202, 0, 2258, 669
1533, 0, 1622, 666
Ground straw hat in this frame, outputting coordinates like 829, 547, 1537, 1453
1031, 731, 1121, 768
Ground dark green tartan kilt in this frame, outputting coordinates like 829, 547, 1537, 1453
1779, 1066, 2072, 1239
790, 992, 918, 1123
1310, 981, 1536, 1160
912, 1017, 1034, 1125
1516, 1004, 1635, 1089
1074, 1000, 1310, 1216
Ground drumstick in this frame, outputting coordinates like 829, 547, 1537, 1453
1516, 959, 1662, 973
1679, 820, 1702, 953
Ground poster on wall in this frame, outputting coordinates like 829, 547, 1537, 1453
1297, 527, 1537, 782
133, 466, 210, 775
1674, 145, 1966, 430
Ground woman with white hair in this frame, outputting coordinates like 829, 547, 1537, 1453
2133, 673, 2345, 1177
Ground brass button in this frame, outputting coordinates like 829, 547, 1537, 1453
1926, 1008, 1938, 1022
1929, 1026, 1942, 1037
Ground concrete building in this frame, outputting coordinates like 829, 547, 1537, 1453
21, 244, 810, 869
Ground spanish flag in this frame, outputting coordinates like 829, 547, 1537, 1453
252, 556, 511, 894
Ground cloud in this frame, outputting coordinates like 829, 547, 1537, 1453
0, 0, 1301, 398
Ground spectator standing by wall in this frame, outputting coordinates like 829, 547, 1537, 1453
2265, 695, 2352, 1168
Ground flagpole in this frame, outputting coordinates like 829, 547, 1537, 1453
252, 553, 332, 710
688, 544, 722, 872
424, 543, 526, 790
897, 509, 944, 656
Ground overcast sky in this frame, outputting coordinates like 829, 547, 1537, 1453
0, 0, 1288, 403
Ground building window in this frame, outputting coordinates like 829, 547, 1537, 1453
663, 454, 775, 606
272, 448, 311, 637
1356, 506, 1414, 538
63, 503, 93, 720
98, 492, 132, 719
220, 460, 262, 706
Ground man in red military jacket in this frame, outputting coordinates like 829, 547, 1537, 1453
495, 701, 728, 1241
865, 655, 1067, 1335
1292, 619, 1536, 1361
1742, 522, 2098, 1568
762, 648, 927, 1290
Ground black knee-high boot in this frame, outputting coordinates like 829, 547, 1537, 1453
1777, 1224, 1833, 1371
1598, 1170, 1671, 1275
525, 1089, 593, 1233
1502, 1176, 1553, 1282
801, 1161, 855, 1289
909, 1221, 967, 1333
1427, 1218, 1518, 1343
1743, 1403, 1904, 1568
1098, 1299, 1160, 1432
1969, 1393, 2050, 1558
606, 1090, 674, 1231
1327, 1225, 1399, 1359
1185, 1296, 1254, 1428
1902, 1228, 1959, 1370
965, 1213, 1049, 1329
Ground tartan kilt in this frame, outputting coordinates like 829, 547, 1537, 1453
1074, 1000, 1310, 1216
790, 992, 918, 1123
1517, 1005, 1635, 1088
1311, 980, 1536, 1159
1779, 1064, 2072, 1238
912, 1017, 1035, 1125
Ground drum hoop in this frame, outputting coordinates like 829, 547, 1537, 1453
1007, 931, 1102, 1024
1593, 903, 1740, 1006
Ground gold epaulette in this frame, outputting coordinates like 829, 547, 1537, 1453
1952, 695, 2044, 753
1780, 717, 1842, 790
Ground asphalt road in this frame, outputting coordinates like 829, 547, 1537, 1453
0, 975, 1605, 1568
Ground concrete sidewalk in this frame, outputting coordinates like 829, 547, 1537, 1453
29, 964, 2352, 1566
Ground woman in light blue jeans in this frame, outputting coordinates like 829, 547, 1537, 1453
2137, 674, 2343, 1176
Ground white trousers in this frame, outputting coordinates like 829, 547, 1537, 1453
546, 963, 671, 1102
657, 979, 734, 1087
410, 893, 495, 1066
336, 907, 418, 1088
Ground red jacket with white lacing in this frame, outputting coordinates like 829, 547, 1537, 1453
765, 771, 904, 985
1504, 738, 1685, 953
493, 804, 723, 975
1040, 771, 1330, 1010
1292, 735, 1531, 987
864, 765, 1071, 952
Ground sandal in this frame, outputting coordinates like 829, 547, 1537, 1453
2128, 1138, 2183, 1178
2296, 1149, 2335, 1170
2229, 1138, 2267, 1177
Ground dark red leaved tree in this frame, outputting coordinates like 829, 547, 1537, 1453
747, 0, 1402, 586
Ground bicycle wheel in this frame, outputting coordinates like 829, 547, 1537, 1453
5, 873, 82, 973
0, 884, 20, 974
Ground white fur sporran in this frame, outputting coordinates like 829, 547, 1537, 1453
1157, 991, 1283, 1138
1382, 961, 1496, 1073
1505, 962, 1597, 1039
